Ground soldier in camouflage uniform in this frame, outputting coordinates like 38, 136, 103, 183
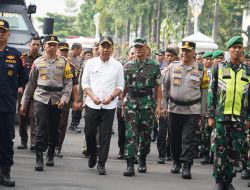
123, 38, 162, 177
208, 36, 250, 190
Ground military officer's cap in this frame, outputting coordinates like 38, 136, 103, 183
165, 47, 178, 56
99, 36, 113, 45
202, 51, 213, 58
58, 42, 69, 50
133, 37, 147, 46
212, 50, 224, 59
0, 19, 9, 31
226, 36, 243, 49
245, 52, 250, 59
43, 35, 59, 44
155, 48, 165, 56
180, 41, 196, 50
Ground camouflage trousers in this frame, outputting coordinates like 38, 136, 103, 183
240, 128, 250, 169
212, 121, 245, 180
200, 118, 213, 154
124, 108, 155, 158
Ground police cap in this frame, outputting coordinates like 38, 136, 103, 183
58, 42, 69, 50
99, 36, 113, 46
0, 19, 9, 31
43, 35, 59, 44
180, 41, 196, 50
165, 47, 178, 56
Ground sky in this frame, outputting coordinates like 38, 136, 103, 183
25, 0, 82, 33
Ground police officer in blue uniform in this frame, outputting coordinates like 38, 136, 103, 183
0, 19, 29, 187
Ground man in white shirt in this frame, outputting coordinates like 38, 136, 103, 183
81, 36, 124, 175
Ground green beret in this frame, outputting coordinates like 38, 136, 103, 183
245, 52, 250, 59
202, 51, 213, 58
212, 50, 224, 59
226, 36, 243, 49
133, 37, 147, 46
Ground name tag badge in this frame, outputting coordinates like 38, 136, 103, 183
173, 73, 182, 79
190, 75, 200, 82
173, 78, 181, 86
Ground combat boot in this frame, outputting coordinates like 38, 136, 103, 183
213, 179, 225, 190
46, 148, 55, 167
123, 158, 135, 177
35, 152, 44, 171
0, 167, 15, 187
138, 156, 147, 173
171, 161, 181, 174
241, 162, 250, 179
200, 152, 209, 165
181, 162, 192, 179
225, 176, 236, 190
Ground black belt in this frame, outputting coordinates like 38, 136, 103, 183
170, 97, 201, 106
37, 85, 63, 92
129, 90, 153, 97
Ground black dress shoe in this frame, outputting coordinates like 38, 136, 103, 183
200, 154, 209, 165
88, 155, 97, 168
97, 164, 106, 175
17, 143, 27, 149
241, 169, 250, 179
157, 157, 165, 164
46, 156, 54, 167
117, 152, 125, 159
30, 144, 35, 151
171, 163, 181, 174
213, 181, 225, 190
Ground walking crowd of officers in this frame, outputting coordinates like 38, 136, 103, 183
1, 18, 250, 190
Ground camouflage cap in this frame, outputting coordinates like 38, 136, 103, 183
212, 50, 224, 59
226, 36, 243, 49
43, 35, 59, 44
202, 51, 213, 58
155, 48, 165, 56
133, 37, 147, 46
0, 19, 9, 31
58, 42, 69, 50
245, 52, 250, 59
180, 41, 196, 50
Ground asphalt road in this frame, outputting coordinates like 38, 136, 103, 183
2, 115, 249, 190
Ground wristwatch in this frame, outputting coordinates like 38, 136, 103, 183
110, 95, 115, 101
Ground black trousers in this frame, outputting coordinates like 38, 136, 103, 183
168, 113, 199, 164
71, 109, 82, 126
34, 101, 61, 153
116, 108, 125, 152
157, 117, 170, 158
84, 106, 115, 164
0, 112, 15, 167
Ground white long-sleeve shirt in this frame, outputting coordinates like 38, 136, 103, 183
82, 56, 124, 109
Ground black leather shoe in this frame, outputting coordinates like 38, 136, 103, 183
17, 143, 27, 149
241, 169, 250, 179
225, 183, 236, 190
171, 163, 181, 174
88, 155, 97, 168
97, 164, 106, 175
182, 167, 192, 179
200, 154, 209, 165
35, 152, 44, 171
30, 144, 35, 151
117, 152, 125, 160
46, 156, 54, 166
123, 159, 135, 177
157, 157, 165, 164
248, 181, 250, 187
213, 181, 225, 190
0, 167, 15, 187
138, 157, 147, 173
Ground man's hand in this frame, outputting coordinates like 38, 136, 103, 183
91, 95, 102, 105
160, 108, 168, 119
18, 87, 24, 94
20, 105, 27, 116
246, 120, 250, 128
57, 100, 65, 109
155, 105, 161, 119
72, 100, 78, 111
208, 117, 216, 128
102, 96, 112, 105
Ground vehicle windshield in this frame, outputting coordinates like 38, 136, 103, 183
0, 12, 28, 31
